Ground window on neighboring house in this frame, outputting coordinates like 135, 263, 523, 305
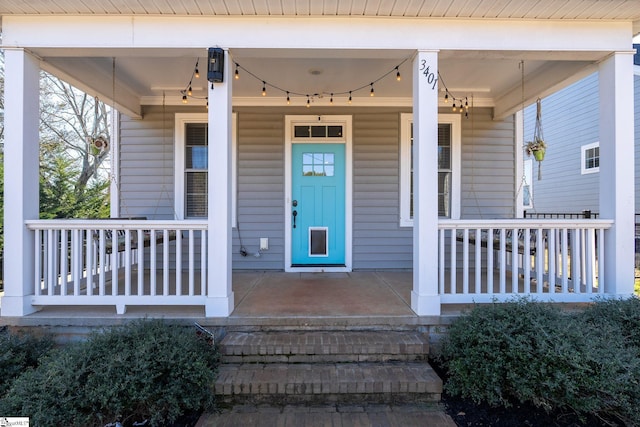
175, 113, 237, 224
400, 113, 461, 227
581, 142, 599, 174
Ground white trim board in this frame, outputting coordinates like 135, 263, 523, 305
284, 115, 353, 273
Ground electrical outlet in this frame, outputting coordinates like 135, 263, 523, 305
260, 238, 269, 251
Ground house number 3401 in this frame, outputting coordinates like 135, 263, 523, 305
419, 60, 438, 90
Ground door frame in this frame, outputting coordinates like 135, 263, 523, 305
284, 115, 353, 272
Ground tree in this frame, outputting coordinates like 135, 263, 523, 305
40, 72, 111, 194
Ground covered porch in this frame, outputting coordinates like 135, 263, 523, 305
1, 3, 638, 319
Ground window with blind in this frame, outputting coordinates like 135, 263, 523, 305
400, 113, 461, 226
185, 123, 208, 217
174, 113, 237, 223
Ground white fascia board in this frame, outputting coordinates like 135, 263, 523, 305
2, 16, 633, 53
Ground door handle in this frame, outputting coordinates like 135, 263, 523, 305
292, 210, 297, 228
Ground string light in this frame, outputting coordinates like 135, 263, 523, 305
179, 58, 208, 106
225, 55, 412, 105
438, 72, 471, 118
180, 53, 466, 117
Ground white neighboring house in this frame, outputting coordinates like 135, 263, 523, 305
0, 1, 638, 318
521, 44, 640, 219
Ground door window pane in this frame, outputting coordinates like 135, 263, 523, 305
302, 152, 335, 177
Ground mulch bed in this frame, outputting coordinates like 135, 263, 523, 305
441, 394, 619, 427
431, 360, 624, 427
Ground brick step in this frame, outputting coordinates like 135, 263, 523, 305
198, 403, 456, 427
219, 330, 429, 363
214, 362, 442, 406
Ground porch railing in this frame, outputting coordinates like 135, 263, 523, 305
438, 219, 614, 304
25, 219, 208, 314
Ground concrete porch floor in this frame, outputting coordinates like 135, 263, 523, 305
2, 271, 453, 330
232, 271, 416, 317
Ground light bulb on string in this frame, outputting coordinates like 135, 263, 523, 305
465, 97, 469, 111
348, 91, 352, 104
370, 83, 375, 97
235, 63, 240, 80
444, 93, 449, 104
306, 95, 311, 108
194, 62, 200, 79
262, 81, 266, 96
452, 102, 457, 112
396, 67, 401, 81
286, 91, 290, 105
182, 94, 188, 104
330, 93, 334, 105
187, 86, 193, 96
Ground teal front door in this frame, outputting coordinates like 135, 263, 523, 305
291, 143, 346, 266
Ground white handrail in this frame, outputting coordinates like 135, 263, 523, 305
27, 219, 208, 314
437, 219, 613, 303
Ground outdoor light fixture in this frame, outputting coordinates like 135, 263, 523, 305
207, 47, 224, 83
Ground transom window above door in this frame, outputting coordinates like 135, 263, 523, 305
293, 124, 345, 141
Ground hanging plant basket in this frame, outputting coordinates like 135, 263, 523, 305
525, 98, 546, 180
533, 149, 545, 162
89, 135, 109, 156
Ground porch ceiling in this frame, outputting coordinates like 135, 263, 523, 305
34, 47, 600, 119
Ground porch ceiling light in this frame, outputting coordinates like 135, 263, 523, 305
207, 47, 224, 83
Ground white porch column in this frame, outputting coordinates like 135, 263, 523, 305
599, 51, 636, 297
1, 49, 40, 316
411, 50, 441, 316
205, 49, 234, 316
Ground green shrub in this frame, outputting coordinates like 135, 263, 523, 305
0, 320, 219, 427
0, 327, 54, 393
580, 296, 640, 348
437, 298, 640, 426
